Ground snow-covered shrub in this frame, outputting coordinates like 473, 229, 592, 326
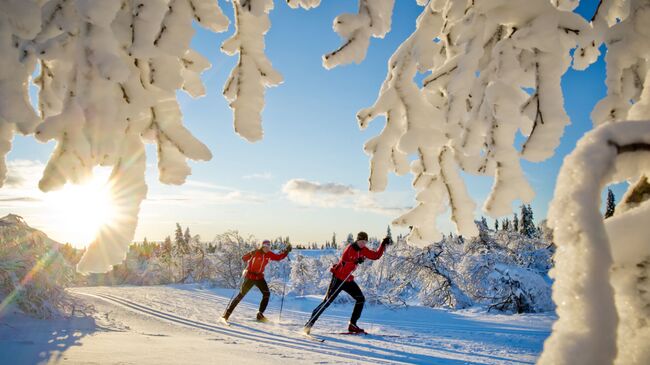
0, 215, 76, 318
394, 240, 471, 309
456, 223, 553, 313
289, 252, 337, 297
208, 231, 255, 288
484, 264, 554, 313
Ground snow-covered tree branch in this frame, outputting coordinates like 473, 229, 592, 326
539, 120, 650, 365
0, 0, 228, 273
222, 0, 283, 142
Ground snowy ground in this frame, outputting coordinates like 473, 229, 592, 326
1, 284, 554, 364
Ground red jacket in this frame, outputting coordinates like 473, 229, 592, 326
243, 249, 288, 280
331, 242, 386, 281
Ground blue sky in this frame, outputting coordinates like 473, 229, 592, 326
1, 0, 620, 247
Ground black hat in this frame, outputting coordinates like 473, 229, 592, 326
357, 231, 368, 241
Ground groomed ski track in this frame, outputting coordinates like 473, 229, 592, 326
46, 285, 553, 364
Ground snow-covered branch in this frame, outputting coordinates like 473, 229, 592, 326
322, 0, 396, 69
222, 0, 283, 142
361, 0, 591, 244
286, 0, 396, 69
540, 120, 650, 365
1, 0, 227, 273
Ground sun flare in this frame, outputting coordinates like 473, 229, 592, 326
45, 173, 117, 248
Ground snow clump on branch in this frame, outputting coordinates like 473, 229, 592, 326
0, 0, 229, 273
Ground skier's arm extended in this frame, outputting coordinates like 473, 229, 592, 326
266, 251, 288, 261
360, 242, 386, 260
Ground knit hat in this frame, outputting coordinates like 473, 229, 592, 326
356, 231, 368, 241
261, 240, 271, 248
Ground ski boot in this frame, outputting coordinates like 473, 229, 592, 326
256, 312, 269, 323
219, 314, 230, 326
348, 323, 366, 334
303, 324, 313, 335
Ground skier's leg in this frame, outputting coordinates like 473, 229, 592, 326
342, 280, 365, 325
306, 276, 343, 327
254, 279, 271, 314
224, 279, 254, 318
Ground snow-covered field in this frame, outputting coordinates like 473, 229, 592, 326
1, 284, 554, 364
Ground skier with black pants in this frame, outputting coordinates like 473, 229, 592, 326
222, 240, 291, 323
304, 231, 391, 334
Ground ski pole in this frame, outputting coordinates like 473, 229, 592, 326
304, 266, 356, 327
375, 236, 393, 299
278, 256, 291, 322
222, 268, 247, 317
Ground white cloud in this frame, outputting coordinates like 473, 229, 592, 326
2, 160, 44, 188
146, 179, 268, 206
282, 178, 411, 215
185, 179, 236, 191
354, 194, 410, 216
243, 172, 273, 180
0, 160, 46, 207
282, 179, 354, 207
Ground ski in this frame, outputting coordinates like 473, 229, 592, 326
301, 333, 325, 342
329, 332, 407, 338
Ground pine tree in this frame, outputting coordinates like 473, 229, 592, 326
331, 232, 337, 249
513, 213, 519, 232
480, 216, 489, 230
175, 223, 188, 280
503, 218, 510, 231
494, 219, 499, 231
386, 225, 392, 239
346, 233, 354, 244
477, 217, 490, 245
184, 227, 192, 248
518, 204, 537, 238
161, 236, 173, 280
605, 189, 616, 219
527, 204, 536, 237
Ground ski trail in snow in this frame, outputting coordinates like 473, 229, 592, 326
180, 288, 547, 341
78, 292, 403, 364
71, 286, 547, 364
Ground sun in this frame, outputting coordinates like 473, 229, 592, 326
45, 172, 117, 248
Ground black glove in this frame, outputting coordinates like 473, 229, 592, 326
382, 236, 393, 246
284, 243, 292, 253
356, 257, 365, 264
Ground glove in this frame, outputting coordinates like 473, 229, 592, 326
382, 236, 393, 246
284, 243, 292, 253
356, 257, 365, 264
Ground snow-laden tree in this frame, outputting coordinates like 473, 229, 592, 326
209, 230, 254, 288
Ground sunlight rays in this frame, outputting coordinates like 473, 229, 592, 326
44, 170, 118, 248
0, 248, 58, 317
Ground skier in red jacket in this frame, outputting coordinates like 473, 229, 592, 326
222, 240, 291, 323
304, 231, 391, 334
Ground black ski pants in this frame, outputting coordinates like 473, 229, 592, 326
225, 278, 270, 317
306, 275, 365, 327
